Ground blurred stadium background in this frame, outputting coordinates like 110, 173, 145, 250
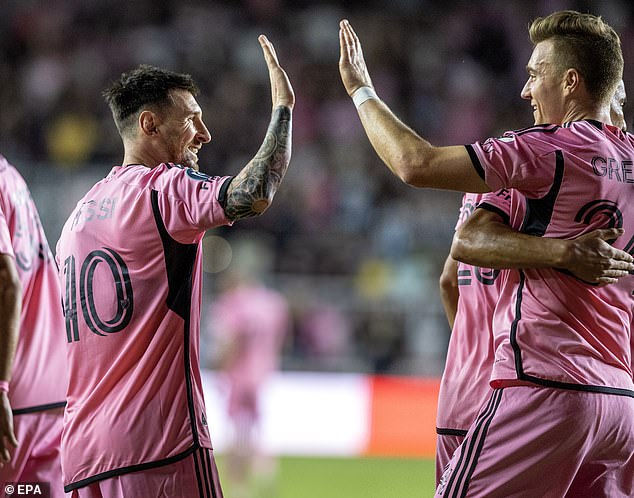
2, 0, 633, 496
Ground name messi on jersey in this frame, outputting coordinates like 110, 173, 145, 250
70, 197, 117, 230
591, 156, 634, 183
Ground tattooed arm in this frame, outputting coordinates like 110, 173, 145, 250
224, 35, 294, 221
224, 106, 292, 220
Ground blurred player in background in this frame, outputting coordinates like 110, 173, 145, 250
0, 154, 67, 498
206, 239, 290, 498
56, 34, 293, 498
436, 81, 630, 483
340, 11, 634, 496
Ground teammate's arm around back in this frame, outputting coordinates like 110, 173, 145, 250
453, 209, 634, 285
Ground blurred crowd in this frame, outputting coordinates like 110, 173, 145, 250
2, 0, 633, 376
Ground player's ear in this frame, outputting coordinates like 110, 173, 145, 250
139, 111, 160, 136
562, 68, 581, 96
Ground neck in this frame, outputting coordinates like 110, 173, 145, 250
561, 100, 611, 125
121, 142, 161, 168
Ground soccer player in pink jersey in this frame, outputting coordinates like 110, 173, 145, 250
0, 155, 67, 498
207, 264, 289, 498
56, 35, 293, 498
435, 82, 630, 484
340, 10, 634, 497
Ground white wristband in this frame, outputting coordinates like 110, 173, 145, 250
351, 86, 378, 109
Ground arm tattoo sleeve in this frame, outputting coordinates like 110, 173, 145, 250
224, 106, 292, 220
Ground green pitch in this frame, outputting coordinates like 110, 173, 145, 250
278, 456, 435, 498
219, 455, 436, 498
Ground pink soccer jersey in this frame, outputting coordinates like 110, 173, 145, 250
208, 284, 289, 419
56, 163, 233, 491
436, 193, 499, 434
436, 191, 511, 478
0, 155, 66, 413
467, 120, 634, 394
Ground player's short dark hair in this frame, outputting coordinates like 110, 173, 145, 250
529, 10, 623, 104
103, 64, 200, 136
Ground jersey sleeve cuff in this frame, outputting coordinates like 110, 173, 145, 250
476, 202, 511, 226
465, 144, 485, 180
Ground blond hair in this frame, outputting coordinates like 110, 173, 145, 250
529, 10, 623, 103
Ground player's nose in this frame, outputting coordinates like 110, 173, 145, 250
520, 80, 531, 100
197, 120, 212, 143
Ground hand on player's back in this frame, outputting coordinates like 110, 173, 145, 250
564, 228, 634, 285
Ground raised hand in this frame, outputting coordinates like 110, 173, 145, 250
339, 19, 374, 96
258, 35, 295, 110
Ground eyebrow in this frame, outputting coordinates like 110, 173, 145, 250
526, 61, 545, 73
184, 104, 202, 116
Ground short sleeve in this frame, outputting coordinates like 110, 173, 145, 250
477, 189, 513, 226
152, 164, 234, 243
477, 189, 527, 231
468, 129, 559, 198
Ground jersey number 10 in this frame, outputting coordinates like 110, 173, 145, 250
63, 248, 134, 342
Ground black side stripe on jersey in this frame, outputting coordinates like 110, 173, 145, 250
64, 444, 199, 492
476, 202, 510, 225
13, 401, 66, 416
464, 145, 485, 180
151, 190, 198, 320
521, 149, 565, 236
510, 270, 634, 397
151, 189, 200, 445
436, 427, 468, 437
510, 271, 527, 376
443, 390, 503, 498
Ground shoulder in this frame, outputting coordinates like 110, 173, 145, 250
0, 159, 26, 192
147, 163, 226, 187
478, 123, 597, 159
483, 124, 561, 148
113, 163, 218, 189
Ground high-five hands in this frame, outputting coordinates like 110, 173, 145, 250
338, 19, 374, 96
258, 35, 295, 111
